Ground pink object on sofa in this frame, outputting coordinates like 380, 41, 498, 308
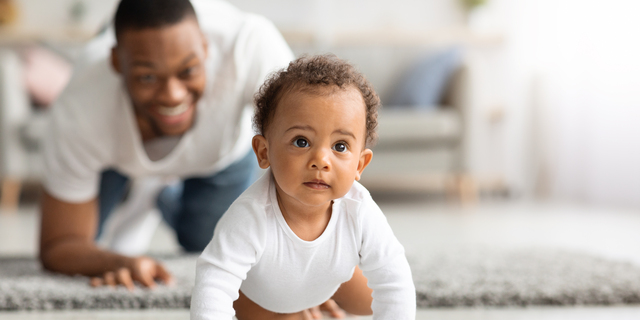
22, 46, 72, 107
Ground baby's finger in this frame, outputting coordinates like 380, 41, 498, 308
90, 277, 103, 287
319, 299, 345, 319
117, 268, 135, 291
103, 271, 116, 287
155, 263, 174, 285
308, 306, 323, 319
301, 309, 314, 320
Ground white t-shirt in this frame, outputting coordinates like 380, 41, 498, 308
42, 0, 294, 203
191, 169, 416, 320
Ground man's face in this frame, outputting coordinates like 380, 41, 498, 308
111, 17, 207, 138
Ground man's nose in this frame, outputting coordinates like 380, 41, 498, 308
157, 77, 187, 106
309, 147, 331, 171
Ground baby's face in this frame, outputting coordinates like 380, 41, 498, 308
254, 86, 372, 209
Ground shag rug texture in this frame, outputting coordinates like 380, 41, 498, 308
0, 255, 197, 311
2, 248, 640, 311
410, 248, 640, 307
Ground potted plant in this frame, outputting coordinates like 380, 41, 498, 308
0, 0, 18, 26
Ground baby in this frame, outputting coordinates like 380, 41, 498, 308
191, 55, 416, 319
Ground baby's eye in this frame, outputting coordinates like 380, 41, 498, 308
293, 138, 309, 148
333, 142, 347, 153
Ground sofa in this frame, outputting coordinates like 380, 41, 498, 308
0, 42, 475, 210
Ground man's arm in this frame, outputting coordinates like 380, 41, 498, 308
39, 191, 172, 289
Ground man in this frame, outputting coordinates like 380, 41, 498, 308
39, 0, 372, 317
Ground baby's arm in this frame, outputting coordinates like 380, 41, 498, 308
358, 201, 416, 319
361, 254, 415, 318
190, 201, 266, 320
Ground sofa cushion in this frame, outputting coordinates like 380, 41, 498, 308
374, 108, 461, 147
385, 47, 463, 109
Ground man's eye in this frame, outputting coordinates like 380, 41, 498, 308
180, 67, 196, 78
139, 75, 157, 84
293, 138, 309, 148
333, 143, 347, 153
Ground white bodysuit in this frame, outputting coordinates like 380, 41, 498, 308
191, 169, 416, 319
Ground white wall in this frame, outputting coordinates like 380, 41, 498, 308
486, 0, 640, 207
227, 0, 465, 36
14, 0, 118, 36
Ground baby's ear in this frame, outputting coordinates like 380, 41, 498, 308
355, 148, 373, 181
252, 135, 270, 169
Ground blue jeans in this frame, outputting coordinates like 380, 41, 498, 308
97, 151, 257, 252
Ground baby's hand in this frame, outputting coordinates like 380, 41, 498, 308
89, 256, 174, 290
235, 291, 346, 319
305, 299, 346, 319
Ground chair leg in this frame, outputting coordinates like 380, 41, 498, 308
1, 178, 22, 212
457, 174, 478, 204
445, 175, 460, 202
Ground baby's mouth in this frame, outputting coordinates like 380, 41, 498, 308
304, 179, 330, 189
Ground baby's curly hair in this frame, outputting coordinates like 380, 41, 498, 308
253, 54, 380, 147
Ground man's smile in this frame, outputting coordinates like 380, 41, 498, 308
157, 101, 190, 116
150, 98, 195, 127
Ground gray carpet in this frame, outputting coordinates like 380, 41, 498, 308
2, 248, 640, 310
0, 255, 197, 311
411, 248, 640, 307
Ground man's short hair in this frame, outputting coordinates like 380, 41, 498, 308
114, 0, 197, 40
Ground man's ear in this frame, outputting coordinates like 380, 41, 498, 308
110, 46, 121, 74
201, 32, 209, 60
252, 135, 270, 169
355, 148, 373, 181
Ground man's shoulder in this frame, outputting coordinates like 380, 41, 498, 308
193, 0, 281, 44
49, 58, 125, 143
56, 59, 122, 115
192, 0, 246, 35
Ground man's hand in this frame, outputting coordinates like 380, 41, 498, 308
40, 192, 174, 291
89, 256, 174, 290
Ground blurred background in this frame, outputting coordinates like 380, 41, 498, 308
2, 0, 640, 318
2, 0, 640, 209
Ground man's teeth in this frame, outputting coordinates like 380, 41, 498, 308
158, 103, 189, 116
